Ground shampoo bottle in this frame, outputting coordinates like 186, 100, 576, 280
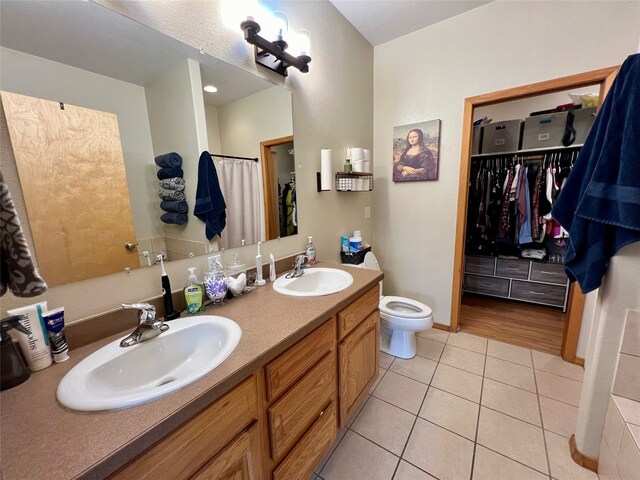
184, 267, 205, 314
306, 236, 316, 264
6, 301, 52, 371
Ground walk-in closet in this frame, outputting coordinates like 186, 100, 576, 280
451, 67, 619, 361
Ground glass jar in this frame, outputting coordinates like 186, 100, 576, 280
226, 254, 247, 296
204, 268, 228, 304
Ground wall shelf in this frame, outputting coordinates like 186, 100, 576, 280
335, 172, 373, 192
471, 143, 584, 158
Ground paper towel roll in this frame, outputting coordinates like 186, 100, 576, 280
320, 149, 332, 191
351, 147, 364, 161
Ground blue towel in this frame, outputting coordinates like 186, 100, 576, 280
194, 151, 226, 240
154, 152, 182, 168
160, 212, 188, 225
552, 54, 640, 293
157, 167, 183, 180
160, 200, 189, 213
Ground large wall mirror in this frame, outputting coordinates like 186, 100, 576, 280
0, 0, 298, 287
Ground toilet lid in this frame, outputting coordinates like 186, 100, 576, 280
380, 296, 432, 319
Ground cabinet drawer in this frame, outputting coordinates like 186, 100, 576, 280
496, 258, 529, 279
268, 352, 335, 462
510, 280, 566, 306
265, 318, 336, 402
273, 402, 337, 480
338, 285, 379, 340
463, 274, 509, 297
465, 255, 495, 275
529, 263, 567, 285
110, 376, 258, 480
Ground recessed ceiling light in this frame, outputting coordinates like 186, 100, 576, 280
203, 85, 218, 93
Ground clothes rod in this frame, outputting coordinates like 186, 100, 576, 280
210, 153, 259, 162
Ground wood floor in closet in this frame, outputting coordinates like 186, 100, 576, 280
459, 294, 566, 355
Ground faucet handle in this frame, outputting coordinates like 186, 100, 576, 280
122, 303, 156, 323
294, 254, 309, 267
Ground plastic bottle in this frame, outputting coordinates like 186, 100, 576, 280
349, 230, 362, 252
184, 267, 205, 314
306, 236, 316, 264
6, 302, 52, 371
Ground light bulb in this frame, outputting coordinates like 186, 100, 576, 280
291, 29, 311, 57
261, 11, 288, 42
203, 85, 218, 93
221, 0, 260, 31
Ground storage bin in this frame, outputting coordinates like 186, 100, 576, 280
340, 246, 371, 265
522, 112, 567, 150
572, 107, 597, 145
481, 120, 523, 153
472, 125, 483, 155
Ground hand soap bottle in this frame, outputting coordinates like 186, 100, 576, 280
184, 267, 205, 314
306, 236, 316, 264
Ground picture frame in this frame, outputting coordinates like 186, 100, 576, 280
392, 119, 441, 182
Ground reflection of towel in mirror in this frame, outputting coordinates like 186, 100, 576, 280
158, 189, 185, 201
194, 151, 226, 241
154, 152, 182, 168
157, 167, 183, 180
160, 200, 189, 213
552, 53, 640, 293
160, 212, 188, 225
159, 177, 185, 191
0, 171, 47, 297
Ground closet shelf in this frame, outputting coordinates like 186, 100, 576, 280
471, 144, 584, 158
335, 172, 373, 192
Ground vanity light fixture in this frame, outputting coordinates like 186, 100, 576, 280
203, 85, 218, 93
240, 15, 311, 77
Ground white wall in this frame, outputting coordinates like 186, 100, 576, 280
204, 104, 222, 154
0, 46, 159, 239
373, 0, 640, 329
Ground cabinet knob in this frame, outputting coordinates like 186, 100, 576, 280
125, 241, 137, 251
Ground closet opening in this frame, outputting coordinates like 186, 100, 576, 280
260, 135, 295, 241
450, 67, 619, 363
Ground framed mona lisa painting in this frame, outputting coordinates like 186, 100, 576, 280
393, 120, 440, 182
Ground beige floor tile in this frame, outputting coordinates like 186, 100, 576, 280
545, 430, 598, 480
320, 430, 398, 480
403, 418, 474, 480
487, 340, 533, 367
416, 337, 445, 361
393, 460, 437, 480
482, 378, 541, 426
540, 396, 578, 438
617, 427, 640, 480
351, 396, 416, 456
389, 355, 437, 385
380, 352, 395, 369
612, 353, 640, 402
369, 368, 386, 394
473, 445, 548, 480
372, 371, 428, 414
439, 344, 485, 375
419, 387, 479, 440
315, 426, 347, 473
447, 331, 488, 354
536, 371, 582, 407
416, 328, 449, 344
628, 423, 640, 449
348, 395, 370, 427
532, 350, 584, 382
603, 397, 625, 457
614, 395, 640, 426
598, 437, 617, 480
485, 356, 537, 392
431, 363, 482, 403
477, 407, 548, 474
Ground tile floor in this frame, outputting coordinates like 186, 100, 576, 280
314, 330, 598, 480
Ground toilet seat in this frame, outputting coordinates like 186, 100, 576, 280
380, 296, 432, 319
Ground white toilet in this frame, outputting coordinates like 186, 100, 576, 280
362, 252, 434, 359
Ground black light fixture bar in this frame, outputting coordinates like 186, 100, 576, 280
240, 19, 311, 77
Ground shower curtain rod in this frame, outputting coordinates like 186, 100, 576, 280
210, 153, 259, 162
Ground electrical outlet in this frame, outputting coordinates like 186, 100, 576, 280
208, 253, 222, 270
364, 206, 371, 219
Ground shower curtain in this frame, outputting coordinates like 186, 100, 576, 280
216, 159, 261, 250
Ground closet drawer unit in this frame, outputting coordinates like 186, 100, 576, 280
529, 263, 567, 285
464, 274, 509, 297
573, 107, 597, 145
510, 280, 566, 306
481, 120, 523, 153
465, 255, 495, 275
522, 112, 567, 150
496, 258, 529, 280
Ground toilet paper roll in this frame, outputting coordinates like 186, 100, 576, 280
363, 160, 371, 173
320, 149, 332, 191
351, 147, 364, 161
363, 149, 371, 161
352, 160, 364, 172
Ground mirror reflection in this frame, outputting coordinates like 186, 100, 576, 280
0, 0, 297, 287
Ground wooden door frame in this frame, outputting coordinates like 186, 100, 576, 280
260, 135, 294, 241
450, 66, 620, 364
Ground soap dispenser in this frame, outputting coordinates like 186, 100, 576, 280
1, 315, 31, 390
184, 267, 205, 314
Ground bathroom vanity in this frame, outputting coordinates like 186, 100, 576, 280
0, 263, 382, 480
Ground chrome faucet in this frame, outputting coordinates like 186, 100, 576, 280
119, 303, 169, 348
285, 254, 310, 279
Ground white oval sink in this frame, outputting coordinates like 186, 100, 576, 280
57, 315, 241, 412
273, 267, 353, 297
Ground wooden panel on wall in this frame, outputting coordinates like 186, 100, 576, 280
1, 91, 138, 286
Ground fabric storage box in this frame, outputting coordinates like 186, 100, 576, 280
522, 111, 568, 149
472, 125, 483, 155
481, 120, 523, 153
340, 246, 371, 265
572, 107, 597, 145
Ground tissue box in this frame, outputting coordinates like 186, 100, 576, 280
340, 246, 371, 265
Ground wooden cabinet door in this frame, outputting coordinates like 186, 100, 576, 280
338, 311, 379, 426
191, 423, 262, 480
